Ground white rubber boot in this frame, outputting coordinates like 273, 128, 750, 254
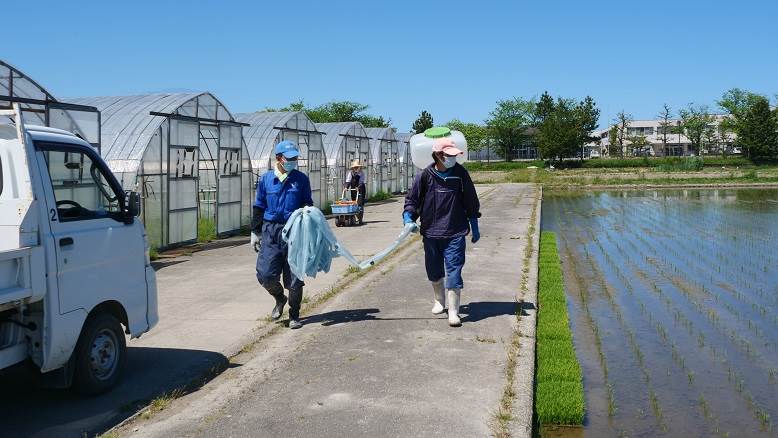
447, 289, 461, 327
431, 280, 446, 314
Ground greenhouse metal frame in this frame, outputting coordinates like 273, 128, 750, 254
395, 132, 414, 192
1, 60, 101, 149
318, 122, 372, 201
71, 93, 253, 249
237, 111, 327, 208
364, 127, 399, 194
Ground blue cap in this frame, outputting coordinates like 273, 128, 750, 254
275, 140, 300, 159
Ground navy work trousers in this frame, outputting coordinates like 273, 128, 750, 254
256, 221, 304, 319
423, 235, 466, 289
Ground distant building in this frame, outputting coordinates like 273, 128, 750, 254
588, 116, 737, 158
467, 127, 539, 161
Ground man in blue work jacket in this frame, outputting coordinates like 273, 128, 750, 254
251, 140, 313, 329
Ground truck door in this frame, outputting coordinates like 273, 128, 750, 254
35, 142, 147, 318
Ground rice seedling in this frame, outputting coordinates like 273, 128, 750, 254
756, 409, 772, 430
698, 394, 709, 416
544, 190, 778, 435
606, 383, 616, 417
534, 232, 585, 426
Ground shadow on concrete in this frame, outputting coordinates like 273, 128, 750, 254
0, 346, 229, 438
460, 301, 520, 323
517, 300, 536, 316
151, 259, 189, 271
302, 308, 382, 326
300, 302, 523, 328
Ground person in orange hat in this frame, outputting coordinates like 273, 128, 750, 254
402, 137, 481, 326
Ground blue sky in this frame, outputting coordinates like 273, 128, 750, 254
5, 0, 777, 131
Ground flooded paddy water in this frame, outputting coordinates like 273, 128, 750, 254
541, 189, 778, 437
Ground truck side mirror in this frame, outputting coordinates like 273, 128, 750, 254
127, 191, 141, 218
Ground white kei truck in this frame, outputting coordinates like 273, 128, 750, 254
0, 105, 158, 394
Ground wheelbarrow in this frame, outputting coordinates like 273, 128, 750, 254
332, 188, 363, 227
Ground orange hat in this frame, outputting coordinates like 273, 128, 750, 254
432, 138, 463, 156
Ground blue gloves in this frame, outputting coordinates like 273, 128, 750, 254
403, 211, 418, 233
469, 218, 480, 243
403, 211, 414, 224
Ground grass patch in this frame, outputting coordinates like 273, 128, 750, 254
467, 156, 764, 172
464, 160, 545, 171
535, 381, 585, 424
657, 156, 704, 172
149, 246, 159, 261
197, 217, 217, 243
579, 156, 755, 169
534, 232, 584, 426
140, 389, 184, 420
367, 190, 392, 202
502, 166, 778, 189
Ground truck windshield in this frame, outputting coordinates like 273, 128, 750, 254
44, 149, 122, 221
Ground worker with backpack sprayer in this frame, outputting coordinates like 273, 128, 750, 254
402, 136, 481, 327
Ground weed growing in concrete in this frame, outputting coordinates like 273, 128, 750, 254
140, 389, 184, 420
197, 218, 217, 243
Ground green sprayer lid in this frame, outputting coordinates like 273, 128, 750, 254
424, 126, 451, 138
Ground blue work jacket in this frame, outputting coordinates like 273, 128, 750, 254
254, 169, 313, 223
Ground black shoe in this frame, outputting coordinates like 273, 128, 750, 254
289, 319, 302, 330
271, 296, 287, 320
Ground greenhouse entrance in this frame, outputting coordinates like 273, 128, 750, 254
365, 127, 399, 194
395, 132, 414, 193
165, 117, 246, 243
168, 119, 200, 244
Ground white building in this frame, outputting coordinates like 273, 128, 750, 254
589, 116, 736, 158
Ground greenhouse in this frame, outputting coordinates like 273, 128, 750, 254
364, 127, 399, 194
0, 59, 100, 148
71, 93, 253, 249
317, 122, 372, 201
237, 111, 327, 208
395, 132, 415, 192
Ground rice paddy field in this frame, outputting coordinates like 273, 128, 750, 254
541, 188, 778, 437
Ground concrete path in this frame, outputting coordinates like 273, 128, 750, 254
118, 184, 540, 438
0, 197, 423, 437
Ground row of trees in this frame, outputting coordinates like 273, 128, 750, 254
411, 92, 600, 162
266, 100, 391, 128
608, 89, 777, 161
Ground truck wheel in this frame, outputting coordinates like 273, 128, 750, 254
72, 313, 126, 395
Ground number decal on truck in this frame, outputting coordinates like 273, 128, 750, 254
50, 208, 57, 222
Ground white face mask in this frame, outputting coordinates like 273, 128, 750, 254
443, 156, 458, 169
